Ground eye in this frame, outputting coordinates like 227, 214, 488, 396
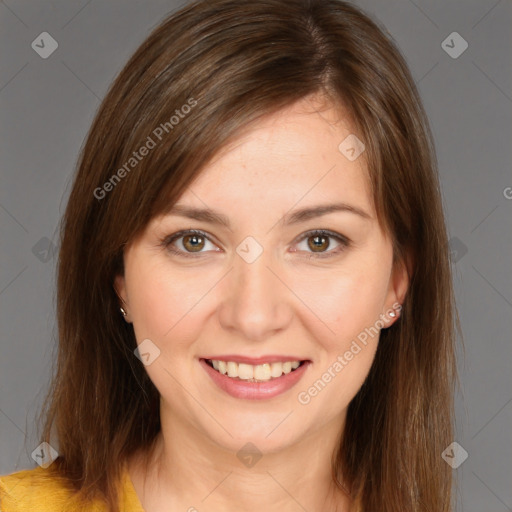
161, 228, 350, 259
292, 229, 350, 258
162, 229, 219, 257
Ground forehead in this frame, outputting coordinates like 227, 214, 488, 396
174, 97, 373, 216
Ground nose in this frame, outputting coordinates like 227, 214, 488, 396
217, 247, 293, 342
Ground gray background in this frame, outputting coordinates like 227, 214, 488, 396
0, 1, 511, 510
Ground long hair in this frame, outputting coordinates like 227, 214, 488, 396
37, 1, 459, 510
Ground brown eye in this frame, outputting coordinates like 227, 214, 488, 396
307, 234, 330, 252
294, 229, 350, 258
182, 234, 205, 252
163, 229, 218, 257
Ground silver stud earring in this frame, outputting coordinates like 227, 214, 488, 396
120, 306, 128, 317
390, 304, 402, 319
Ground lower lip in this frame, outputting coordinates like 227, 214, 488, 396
200, 358, 310, 400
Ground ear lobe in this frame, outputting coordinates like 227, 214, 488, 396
113, 275, 132, 322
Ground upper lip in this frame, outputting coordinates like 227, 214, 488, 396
202, 355, 308, 365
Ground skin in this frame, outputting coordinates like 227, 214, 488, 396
116, 94, 409, 512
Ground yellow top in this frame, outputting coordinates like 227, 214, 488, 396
0, 462, 145, 511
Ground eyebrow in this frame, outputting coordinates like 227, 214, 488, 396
164, 202, 372, 228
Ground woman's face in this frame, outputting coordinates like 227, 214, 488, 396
116, 96, 408, 454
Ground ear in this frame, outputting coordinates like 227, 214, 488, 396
383, 252, 412, 326
114, 274, 131, 323
114, 274, 127, 302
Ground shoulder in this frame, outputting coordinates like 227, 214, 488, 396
0, 466, 105, 512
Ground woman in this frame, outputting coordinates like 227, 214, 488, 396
0, 0, 459, 510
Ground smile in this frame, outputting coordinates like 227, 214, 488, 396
205, 359, 302, 382
200, 358, 311, 400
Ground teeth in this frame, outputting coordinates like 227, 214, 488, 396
238, 363, 253, 380
227, 361, 238, 378
208, 359, 302, 381
270, 362, 283, 378
254, 363, 271, 380
218, 360, 227, 375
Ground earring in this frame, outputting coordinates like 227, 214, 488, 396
120, 306, 128, 317
389, 304, 402, 319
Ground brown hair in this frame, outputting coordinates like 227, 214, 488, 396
37, 0, 459, 510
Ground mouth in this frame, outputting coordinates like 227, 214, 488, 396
204, 358, 306, 382
200, 357, 311, 400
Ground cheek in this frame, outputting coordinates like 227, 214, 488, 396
293, 263, 389, 413
125, 257, 220, 346
295, 258, 391, 350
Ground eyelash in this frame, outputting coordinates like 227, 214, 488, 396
160, 229, 350, 259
